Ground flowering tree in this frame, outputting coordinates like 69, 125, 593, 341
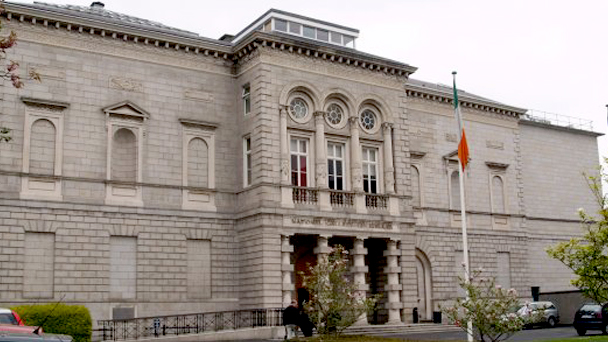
442, 268, 530, 342
0, 3, 41, 142
547, 166, 608, 304
301, 245, 378, 335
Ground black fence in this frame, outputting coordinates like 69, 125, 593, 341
97, 308, 283, 341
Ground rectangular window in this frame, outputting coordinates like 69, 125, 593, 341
343, 35, 354, 48
110, 236, 136, 300
362, 147, 378, 194
244, 137, 252, 186
290, 138, 308, 187
330, 31, 342, 44
317, 29, 329, 41
327, 143, 344, 190
23, 233, 54, 299
496, 252, 511, 288
274, 19, 287, 32
187, 239, 211, 299
288, 22, 301, 34
303, 26, 315, 38
242, 84, 251, 115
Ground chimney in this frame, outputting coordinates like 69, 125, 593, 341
90, 2, 105, 9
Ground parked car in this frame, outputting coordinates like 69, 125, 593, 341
517, 301, 559, 328
573, 303, 608, 336
0, 309, 24, 326
0, 332, 71, 342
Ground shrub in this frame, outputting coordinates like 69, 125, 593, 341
11, 304, 92, 342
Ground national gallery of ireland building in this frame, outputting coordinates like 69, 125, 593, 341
0, 1, 601, 326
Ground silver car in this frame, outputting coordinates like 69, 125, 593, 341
518, 301, 560, 328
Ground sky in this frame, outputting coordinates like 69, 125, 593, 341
19, 0, 608, 161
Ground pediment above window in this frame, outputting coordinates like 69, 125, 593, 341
103, 101, 149, 122
486, 162, 509, 170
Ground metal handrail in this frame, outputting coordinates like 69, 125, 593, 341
96, 308, 283, 341
522, 110, 593, 131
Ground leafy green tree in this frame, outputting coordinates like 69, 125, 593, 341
442, 268, 532, 342
0, 4, 41, 142
547, 166, 608, 304
301, 245, 378, 336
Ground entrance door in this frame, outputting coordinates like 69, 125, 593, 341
415, 249, 432, 321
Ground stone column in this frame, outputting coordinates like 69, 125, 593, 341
382, 122, 395, 194
349, 117, 363, 192
281, 235, 295, 305
313, 235, 332, 262
384, 239, 403, 324
350, 237, 369, 325
280, 106, 294, 208
315, 111, 331, 211
280, 106, 290, 185
349, 117, 366, 213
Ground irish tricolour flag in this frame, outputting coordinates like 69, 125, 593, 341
452, 72, 470, 170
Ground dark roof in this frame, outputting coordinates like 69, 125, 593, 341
406, 78, 527, 114
16, 1, 204, 39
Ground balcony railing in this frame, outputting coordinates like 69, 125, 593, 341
365, 194, 388, 210
292, 187, 318, 205
522, 110, 593, 131
330, 190, 355, 208
96, 308, 283, 341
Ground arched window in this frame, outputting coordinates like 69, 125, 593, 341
29, 119, 56, 175
492, 176, 505, 213
411, 166, 421, 207
450, 171, 460, 210
187, 138, 209, 188
111, 128, 137, 182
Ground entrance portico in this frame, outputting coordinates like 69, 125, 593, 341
281, 233, 405, 325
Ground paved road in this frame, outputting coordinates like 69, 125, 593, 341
380, 326, 605, 341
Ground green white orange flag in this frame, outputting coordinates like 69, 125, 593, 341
452, 72, 470, 170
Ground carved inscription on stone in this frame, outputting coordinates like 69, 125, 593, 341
288, 216, 393, 230
109, 77, 143, 92
486, 140, 504, 150
184, 89, 214, 103
28, 65, 65, 80
445, 133, 457, 142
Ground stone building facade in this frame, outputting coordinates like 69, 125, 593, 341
0, 2, 601, 325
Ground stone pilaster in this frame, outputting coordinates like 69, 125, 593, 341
315, 111, 331, 211
280, 106, 294, 208
382, 122, 395, 195
384, 239, 403, 324
349, 117, 366, 213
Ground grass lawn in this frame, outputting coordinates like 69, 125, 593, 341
535, 337, 607, 342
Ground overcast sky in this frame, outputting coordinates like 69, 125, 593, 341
21, 0, 608, 161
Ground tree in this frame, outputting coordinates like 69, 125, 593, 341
442, 268, 531, 342
546, 165, 608, 304
301, 245, 378, 336
0, 3, 41, 142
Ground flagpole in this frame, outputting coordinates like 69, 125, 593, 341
453, 71, 473, 342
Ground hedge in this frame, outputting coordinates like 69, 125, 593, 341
11, 304, 92, 342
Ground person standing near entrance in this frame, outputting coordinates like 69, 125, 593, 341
283, 300, 299, 340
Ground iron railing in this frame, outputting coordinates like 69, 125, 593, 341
96, 308, 283, 341
522, 110, 593, 131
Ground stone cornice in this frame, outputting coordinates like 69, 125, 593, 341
234, 31, 417, 78
4, 3, 418, 80
405, 83, 526, 118
3, 3, 233, 60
